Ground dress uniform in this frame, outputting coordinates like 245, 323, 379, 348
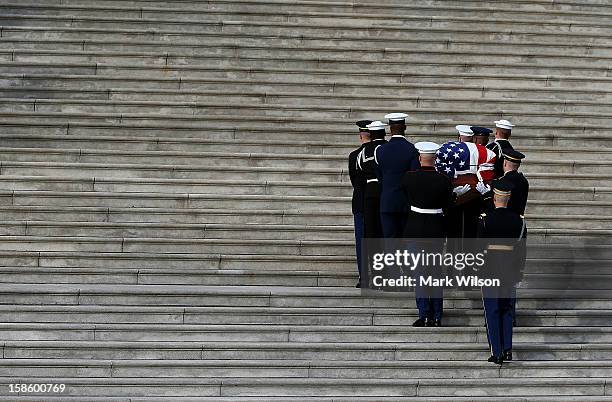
356, 125, 387, 239
374, 113, 420, 238
477, 180, 527, 364
481, 149, 529, 215
401, 142, 454, 326
486, 120, 515, 178
479, 149, 529, 325
348, 120, 372, 284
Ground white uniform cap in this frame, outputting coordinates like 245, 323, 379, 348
455, 124, 473, 136
366, 120, 388, 131
494, 119, 514, 130
415, 141, 440, 154
384, 112, 408, 123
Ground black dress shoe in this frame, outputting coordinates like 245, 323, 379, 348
426, 318, 435, 327
503, 350, 512, 361
355, 282, 361, 288
432, 319, 442, 327
412, 318, 426, 327
487, 355, 503, 365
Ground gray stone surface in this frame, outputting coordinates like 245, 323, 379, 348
0, 0, 610, 399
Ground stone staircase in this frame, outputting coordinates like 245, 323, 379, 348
0, 0, 611, 400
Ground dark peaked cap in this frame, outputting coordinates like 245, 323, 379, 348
356, 120, 373, 131
470, 126, 493, 136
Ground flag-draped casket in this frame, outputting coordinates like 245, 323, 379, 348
435, 141, 497, 203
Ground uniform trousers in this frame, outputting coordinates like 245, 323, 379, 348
482, 286, 515, 357
353, 212, 363, 278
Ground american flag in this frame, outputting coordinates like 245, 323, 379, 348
435, 141, 496, 182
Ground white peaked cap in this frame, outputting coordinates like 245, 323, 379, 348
415, 141, 440, 154
384, 112, 408, 122
494, 119, 515, 130
455, 124, 474, 136
366, 120, 388, 130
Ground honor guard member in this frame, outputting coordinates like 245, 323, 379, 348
471, 126, 493, 146
356, 122, 387, 240
479, 149, 529, 215
477, 180, 527, 365
402, 141, 453, 327
348, 120, 373, 286
375, 113, 420, 238
446, 125, 482, 239
477, 149, 529, 325
487, 120, 515, 178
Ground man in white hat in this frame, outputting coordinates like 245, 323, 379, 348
456, 124, 474, 143
487, 120, 515, 177
375, 113, 420, 238
401, 141, 453, 326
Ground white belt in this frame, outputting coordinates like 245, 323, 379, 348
366, 179, 378, 183
410, 206, 443, 214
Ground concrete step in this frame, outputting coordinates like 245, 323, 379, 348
6, 339, 612, 361
5, 48, 612, 80
3, 249, 601, 275
3, 35, 612, 63
1, 396, 611, 402
2, 133, 612, 160
0, 250, 356, 271
0, 374, 607, 400
6, 82, 612, 115
3, 304, 612, 326
21, 0, 612, 14
3, 8, 612, 36
2, 189, 612, 213
6, 1, 612, 24
1, 283, 611, 309
1, 356, 612, 380
1, 148, 611, 176
0, 221, 356, 241
3, 59, 612, 87
5, 82, 612, 112
1, 263, 610, 290
2, 113, 611, 147
0, 215, 608, 240
0, 35, 610, 69
2, 97, 612, 128
0, 201, 609, 226
6, 72, 612, 103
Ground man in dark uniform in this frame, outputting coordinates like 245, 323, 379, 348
402, 141, 454, 327
477, 149, 529, 325
477, 180, 527, 365
471, 126, 493, 146
487, 119, 515, 178
356, 122, 387, 240
375, 113, 420, 238
348, 120, 372, 286
479, 149, 529, 215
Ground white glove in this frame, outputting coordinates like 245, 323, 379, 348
476, 182, 491, 195
453, 184, 471, 197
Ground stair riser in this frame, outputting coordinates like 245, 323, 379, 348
7, 2, 612, 23
24, 0, 612, 14
4, 309, 612, 327
10, 52, 612, 77
3, 15, 612, 38
4, 346, 608, 363
7, 75, 612, 102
